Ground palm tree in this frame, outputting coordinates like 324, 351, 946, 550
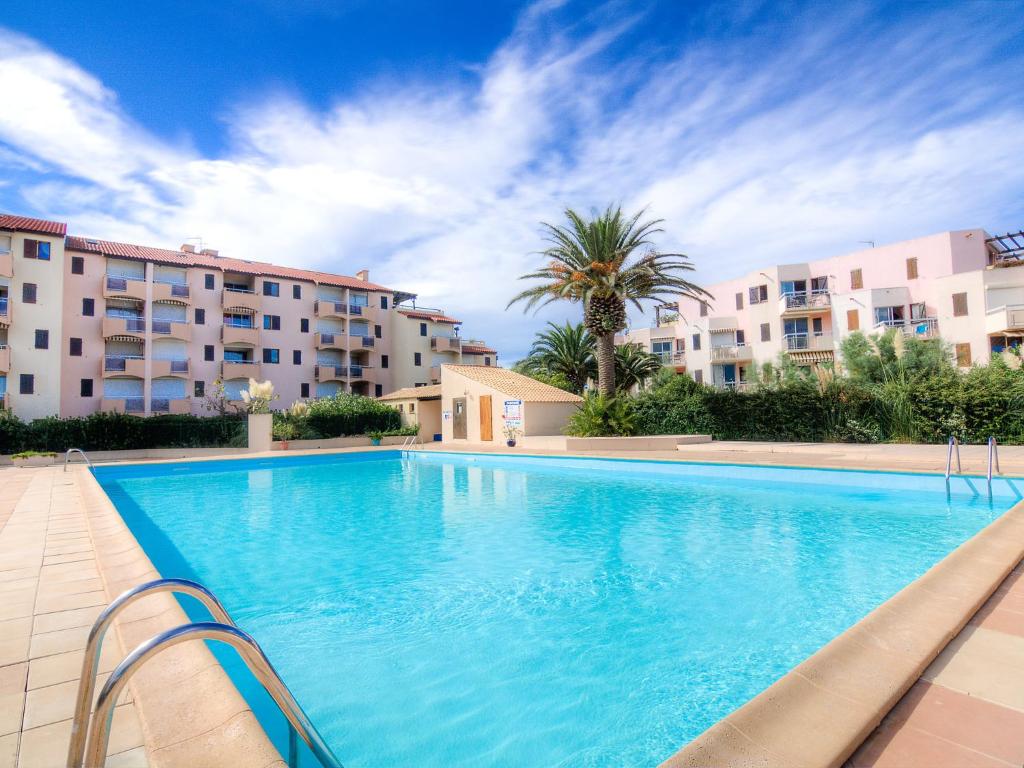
520, 321, 596, 394
614, 343, 663, 392
508, 205, 710, 395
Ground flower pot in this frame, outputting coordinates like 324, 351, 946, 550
13, 455, 55, 467
279, 441, 289, 451
247, 413, 273, 452
506, 440, 516, 448
371, 438, 382, 446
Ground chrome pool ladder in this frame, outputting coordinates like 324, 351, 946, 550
64, 448, 93, 472
68, 578, 343, 768
987, 436, 1001, 499
945, 436, 961, 480
401, 435, 420, 451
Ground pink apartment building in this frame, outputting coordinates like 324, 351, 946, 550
616, 228, 1024, 389
0, 213, 497, 421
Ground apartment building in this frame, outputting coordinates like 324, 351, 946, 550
616, 228, 1024, 389
0, 213, 496, 419
392, 307, 498, 388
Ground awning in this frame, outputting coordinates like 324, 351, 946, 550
789, 350, 834, 363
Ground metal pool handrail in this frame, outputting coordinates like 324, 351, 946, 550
67, 578, 235, 768
945, 436, 961, 481
988, 436, 1001, 498
84, 622, 344, 768
64, 448, 93, 472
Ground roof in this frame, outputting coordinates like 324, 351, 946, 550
65, 235, 392, 292
397, 309, 461, 324
442, 365, 583, 403
378, 384, 442, 401
460, 344, 497, 355
0, 214, 67, 237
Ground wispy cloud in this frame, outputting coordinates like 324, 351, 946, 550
1, 2, 1022, 360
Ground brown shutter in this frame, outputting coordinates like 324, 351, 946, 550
23, 239, 37, 259
955, 343, 971, 367
700, 301, 708, 317
760, 323, 770, 342
952, 292, 968, 317
850, 268, 863, 290
847, 309, 860, 330
906, 258, 918, 280
735, 292, 743, 310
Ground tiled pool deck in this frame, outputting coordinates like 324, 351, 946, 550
1, 443, 1022, 767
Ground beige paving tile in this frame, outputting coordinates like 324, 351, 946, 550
33, 591, 106, 616
149, 710, 281, 768
30, 605, 103, 635
0, 663, 27, 738
0, 620, 32, 668
0, 732, 18, 768
28, 626, 90, 660
17, 703, 142, 768
41, 552, 93, 567
27, 644, 119, 691
106, 746, 149, 768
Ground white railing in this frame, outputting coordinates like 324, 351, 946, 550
784, 332, 835, 351
779, 290, 831, 312
710, 345, 751, 361
872, 317, 939, 338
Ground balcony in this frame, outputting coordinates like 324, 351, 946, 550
0, 298, 9, 327
873, 317, 940, 340
152, 281, 190, 304
150, 397, 191, 415
222, 361, 261, 379
103, 356, 146, 378
315, 300, 347, 320
0, 251, 12, 278
100, 397, 146, 414
778, 290, 831, 317
222, 324, 260, 346
0, 346, 9, 372
348, 363, 374, 381
151, 359, 190, 378
352, 335, 375, 348
710, 344, 754, 362
103, 274, 147, 302
222, 287, 260, 313
985, 305, 1024, 335
431, 336, 461, 353
102, 316, 146, 341
654, 351, 686, 367
784, 333, 835, 352
316, 332, 346, 350
150, 320, 191, 341
315, 364, 348, 382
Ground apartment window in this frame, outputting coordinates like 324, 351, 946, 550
71, 256, 84, 275
80, 379, 93, 397
34, 329, 49, 349
952, 292, 968, 317
22, 283, 37, 304
300, 318, 309, 333
204, 345, 214, 361
812, 317, 823, 335
409, 402, 416, 414
692, 333, 701, 351
414, 352, 422, 366
375, 384, 383, 397
693, 370, 703, 385
195, 381, 205, 398
69, 338, 82, 356
381, 354, 389, 369
293, 284, 301, 300
263, 314, 281, 331
195, 308, 205, 325
760, 323, 770, 342
398, 403, 404, 412
23, 239, 50, 260
736, 330, 746, 346
847, 309, 860, 331
292, 350, 301, 365
676, 338, 686, 352
205, 274, 215, 290
850, 268, 863, 290
263, 281, 280, 297
380, 296, 388, 309
420, 323, 427, 337
19, 374, 33, 395
906, 257, 918, 280
263, 348, 280, 364
484, 356, 492, 366
955, 343, 972, 367
374, 324, 382, 339
301, 383, 310, 398
735, 292, 743, 310
748, 285, 768, 304
699, 301, 708, 317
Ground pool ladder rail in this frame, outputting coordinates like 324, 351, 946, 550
945, 435, 1003, 500
67, 578, 343, 768
64, 448, 94, 472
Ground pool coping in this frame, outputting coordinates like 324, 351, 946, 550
77, 449, 1024, 767
72, 465, 286, 767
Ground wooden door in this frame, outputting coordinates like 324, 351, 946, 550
479, 395, 493, 441
453, 398, 467, 439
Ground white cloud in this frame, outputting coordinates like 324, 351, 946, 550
0, 3, 1022, 361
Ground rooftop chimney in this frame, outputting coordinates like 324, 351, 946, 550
200, 248, 219, 257
180, 244, 196, 253
356, 269, 369, 282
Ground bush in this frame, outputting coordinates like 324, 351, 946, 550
566, 394, 637, 437
304, 393, 401, 437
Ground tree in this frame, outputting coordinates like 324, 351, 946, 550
519, 321, 596, 394
508, 206, 710, 395
614, 343, 663, 392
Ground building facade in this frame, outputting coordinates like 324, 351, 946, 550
616, 228, 1024, 389
0, 213, 496, 419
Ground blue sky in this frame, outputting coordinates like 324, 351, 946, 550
1, 1, 1023, 361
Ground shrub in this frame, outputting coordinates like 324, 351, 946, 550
304, 393, 401, 437
566, 394, 637, 437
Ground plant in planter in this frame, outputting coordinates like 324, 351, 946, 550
241, 379, 279, 451
274, 420, 299, 450
502, 424, 522, 448
12, 450, 57, 467
367, 430, 385, 446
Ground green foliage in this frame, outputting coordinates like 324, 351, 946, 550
517, 321, 596, 393
565, 393, 637, 437
614, 343, 663, 391
512, 365, 577, 393
304, 393, 401, 437
12, 450, 57, 459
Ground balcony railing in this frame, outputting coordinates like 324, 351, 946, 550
124, 397, 145, 413
872, 317, 939, 339
654, 351, 686, 365
780, 290, 831, 313
985, 305, 1024, 334
358, 336, 375, 348
224, 285, 256, 294
784, 333, 835, 351
349, 304, 363, 315
710, 345, 753, 362
103, 355, 142, 372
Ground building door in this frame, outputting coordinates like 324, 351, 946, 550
479, 395, 493, 441
722, 364, 736, 386
453, 398, 467, 439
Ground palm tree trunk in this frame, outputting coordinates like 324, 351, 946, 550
595, 332, 616, 396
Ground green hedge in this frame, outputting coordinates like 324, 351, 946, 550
305, 393, 401, 437
0, 413, 247, 454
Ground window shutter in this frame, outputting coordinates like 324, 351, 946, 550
847, 309, 860, 330
735, 292, 743, 310
952, 292, 968, 317
955, 343, 971, 367
906, 258, 918, 280
850, 269, 863, 290
760, 323, 770, 342
23, 239, 37, 259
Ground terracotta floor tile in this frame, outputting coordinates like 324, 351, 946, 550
969, 604, 1024, 638
849, 721, 1012, 767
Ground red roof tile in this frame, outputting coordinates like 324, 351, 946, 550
461, 344, 497, 355
65, 235, 391, 291
0, 214, 67, 237
397, 309, 461, 324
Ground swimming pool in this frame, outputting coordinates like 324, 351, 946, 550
94, 452, 1020, 767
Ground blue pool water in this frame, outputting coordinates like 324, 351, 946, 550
94, 452, 1019, 767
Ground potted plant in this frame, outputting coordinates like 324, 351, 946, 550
502, 424, 522, 448
367, 430, 385, 446
12, 450, 57, 467
274, 421, 298, 450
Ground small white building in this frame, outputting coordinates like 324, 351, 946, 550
378, 384, 442, 443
